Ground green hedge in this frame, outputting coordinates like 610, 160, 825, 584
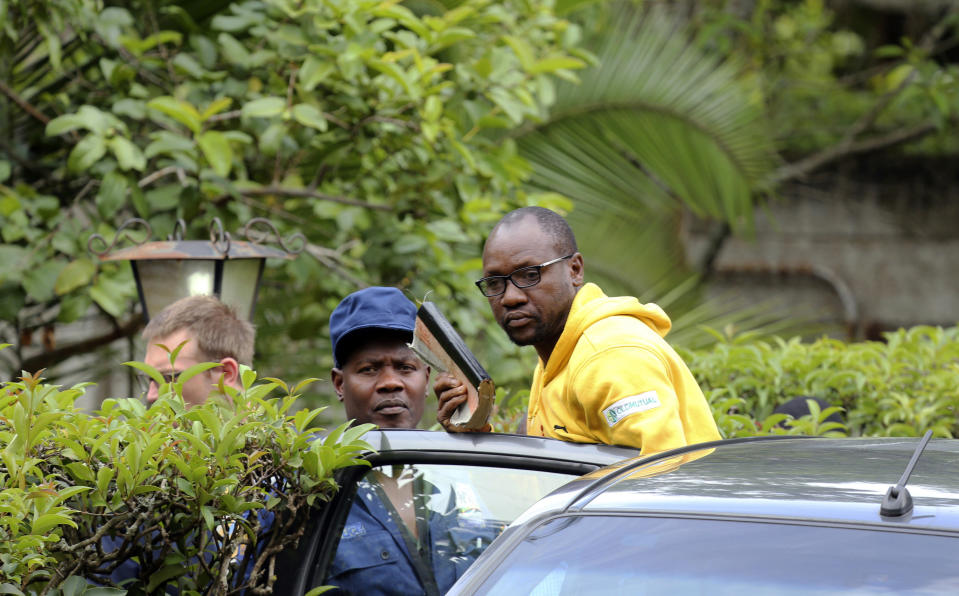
0, 346, 373, 595
682, 326, 959, 439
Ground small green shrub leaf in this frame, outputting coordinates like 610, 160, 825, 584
241, 97, 286, 118
198, 130, 233, 177
147, 96, 203, 135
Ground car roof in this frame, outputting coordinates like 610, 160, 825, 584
547, 437, 959, 532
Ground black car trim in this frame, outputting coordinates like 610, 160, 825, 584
565, 435, 819, 513
362, 450, 601, 476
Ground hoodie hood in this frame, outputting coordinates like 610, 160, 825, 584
544, 283, 671, 379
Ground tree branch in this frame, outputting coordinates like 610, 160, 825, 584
138, 165, 187, 188
236, 186, 392, 211
847, 68, 918, 141
768, 122, 939, 184
306, 243, 369, 290
18, 316, 143, 375
0, 78, 50, 124
207, 109, 243, 122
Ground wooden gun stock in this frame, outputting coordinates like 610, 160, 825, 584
409, 302, 494, 430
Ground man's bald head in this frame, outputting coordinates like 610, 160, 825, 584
486, 207, 578, 256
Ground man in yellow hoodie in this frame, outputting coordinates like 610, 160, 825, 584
435, 207, 720, 454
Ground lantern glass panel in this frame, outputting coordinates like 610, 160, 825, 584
220, 259, 263, 321
136, 260, 216, 321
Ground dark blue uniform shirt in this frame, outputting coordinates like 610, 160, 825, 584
326, 477, 494, 595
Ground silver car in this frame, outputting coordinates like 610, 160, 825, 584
449, 435, 959, 595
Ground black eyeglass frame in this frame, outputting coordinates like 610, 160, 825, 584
475, 254, 575, 297
134, 371, 180, 395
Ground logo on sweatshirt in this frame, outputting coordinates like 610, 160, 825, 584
603, 391, 661, 427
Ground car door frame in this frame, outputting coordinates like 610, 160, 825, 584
269, 428, 638, 594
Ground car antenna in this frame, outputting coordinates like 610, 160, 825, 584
880, 429, 933, 518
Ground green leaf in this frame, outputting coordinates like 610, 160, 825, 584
147, 96, 203, 135
0, 160, 9, 183
96, 170, 129, 217
201, 97, 233, 121
241, 97, 286, 118
97, 466, 115, 495
422, 96, 442, 122
198, 131, 233, 177
432, 27, 475, 50
503, 35, 535, 71
60, 576, 88, 596
529, 56, 586, 75
31, 513, 77, 535
147, 564, 189, 593
172, 53, 210, 79
487, 88, 526, 124
200, 505, 215, 531
89, 274, 131, 317
113, 98, 147, 120
47, 106, 121, 137
45, 114, 86, 136
109, 137, 147, 171
393, 235, 428, 254
145, 131, 195, 158
66, 462, 96, 482
291, 104, 328, 131
145, 184, 183, 210
368, 60, 415, 97
217, 33, 251, 66
103, 58, 137, 88
23, 260, 67, 303
177, 361, 220, 385
299, 57, 334, 91
54, 259, 96, 296
67, 135, 107, 173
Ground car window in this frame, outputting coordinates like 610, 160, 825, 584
323, 463, 573, 595
474, 515, 959, 595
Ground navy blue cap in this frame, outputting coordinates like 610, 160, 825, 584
329, 287, 417, 367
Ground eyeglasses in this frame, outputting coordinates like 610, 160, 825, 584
134, 371, 179, 394
475, 254, 574, 297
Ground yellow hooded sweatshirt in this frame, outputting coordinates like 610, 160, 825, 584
526, 283, 720, 454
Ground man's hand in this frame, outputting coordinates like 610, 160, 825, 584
434, 372, 492, 433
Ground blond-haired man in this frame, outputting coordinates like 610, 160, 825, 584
141, 295, 255, 406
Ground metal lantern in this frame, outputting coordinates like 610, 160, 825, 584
88, 217, 304, 322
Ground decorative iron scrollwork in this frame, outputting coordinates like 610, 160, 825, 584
208, 217, 232, 256
89, 216, 304, 258
242, 217, 306, 255
87, 218, 153, 256
169, 219, 187, 241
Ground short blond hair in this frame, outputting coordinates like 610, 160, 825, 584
142, 295, 255, 366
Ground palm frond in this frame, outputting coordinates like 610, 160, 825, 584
518, 3, 777, 230
572, 207, 687, 296
571, 207, 821, 349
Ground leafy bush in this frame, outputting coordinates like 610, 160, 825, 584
683, 326, 959, 439
0, 0, 585, 406
0, 344, 373, 595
